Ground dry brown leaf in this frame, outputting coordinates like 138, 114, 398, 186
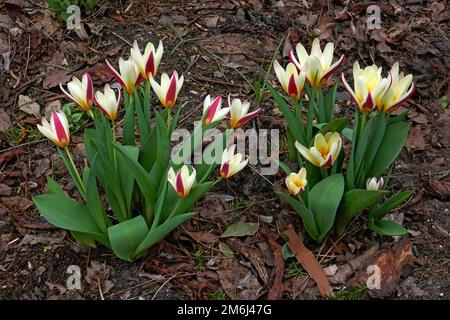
0, 108, 12, 132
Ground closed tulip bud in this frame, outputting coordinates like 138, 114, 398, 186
150, 71, 184, 109
220, 144, 248, 179
341, 62, 390, 113
228, 95, 261, 129
130, 40, 163, 80
106, 58, 141, 95
95, 84, 121, 121
289, 38, 344, 87
202, 95, 229, 125
295, 132, 342, 168
274, 61, 307, 101
60, 73, 94, 111
366, 177, 384, 191
168, 165, 196, 197
380, 62, 414, 113
37, 111, 70, 148
285, 168, 308, 196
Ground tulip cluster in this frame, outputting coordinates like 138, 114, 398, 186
272, 38, 414, 242
34, 37, 260, 262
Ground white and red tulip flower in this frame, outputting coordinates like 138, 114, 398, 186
285, 168, 308, 196
274, 61, 307, 101
95, 84, 122, 121
106, 58, 141, 95
228, 95, 261, 129
37, 111, 70, 148
220, 144, 248, 179
130, 40, 163, 80
168, 165, 196, 198
289, 38, 344, 87
150, 71, 184, 109
380, 62, 414, 113
341, 62, 390, 113
60, 73, 94, 112
366, 177, 384, 191
202, 95, 229, 126
295, 132, 342, 168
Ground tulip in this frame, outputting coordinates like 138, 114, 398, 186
366, 177, 384, 191
130, 40, 163, 80
202, 95, 229, 125
37, 111, 70, 148
228, 95, 261, 129
295, 132, 342, 168
341, 62, 390, 113
220, 144, 248, 179
285, 168, 308, 196
60, 73, 94, 111
106, 58, 141, 95
150, 71, 184, 109
274, 61, 307, 100
380, 62, 414, 113
95, 84, 122, 121
289, 38, 344, 87
168, 165, 196, 197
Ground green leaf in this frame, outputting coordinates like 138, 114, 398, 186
71, 231, 97, 248
33, 194, 102, 235
318, 117, 348, 137
220, 221, 259, 238
368, 191, 412, 220
134, 212, 196, 257
324, 82, 338, 122
268, 85, 306, 145
354, 119, 373, 185
218, 242, 234, 257
346, 110, 359, 190
281, 242, 294, 260
46, 177, 65, 196
364, 112, 386, 173
276, 191, 320, 241
134, 89, 150, 143
368, 122, 409, 178
276, 159, 292, 175
123, 92, 135, 146
309, 174, 345, 242
108, 215, 149, 262
368, 219, 408, 236
117, 145, 139, 216
336, 189, 384, 236
59, 149, 86, 200
85, 170, 110, 233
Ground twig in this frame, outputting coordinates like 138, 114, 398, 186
151, 274, 178, 300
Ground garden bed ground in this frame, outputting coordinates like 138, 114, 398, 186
0, 0, 449, 300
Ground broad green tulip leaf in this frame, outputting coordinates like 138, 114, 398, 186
86, 170, 110, 233
71, 231, 96, 248
59, 149, 86, 200
342, 128, 353, 141
317, 88, 326, 123
318, 117, 348, 137
286, 128, 299, 162
139, 128, 157, 171
336, 189, 384, 236
309, 174, 345, 242
123, 92, 135, 146
155, 111, 170, 181
220, 221, 259, 238
108, 215, 149, 262
346, 110, 359, 190
268, 85, 306, 145
33, 194, 102, 235
368, 218, 408, 236
276, 159, 292, 175
368, 191, 412, 220
46, 177, 65, 196
354, 119, 373, 186
134, 212, 196, 257
113, 142, 157, 208
324, 82, 338, 122
364, 113, 386, 173
276, 191, 320, 241
368, 122, 409, 178
170, 104, 183, 135
117, 145, 139, 215
134, 89, 150, 143
149, 175, 168, 230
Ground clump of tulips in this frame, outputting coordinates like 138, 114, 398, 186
272, 38, 414, 242
33, 39, 260, 261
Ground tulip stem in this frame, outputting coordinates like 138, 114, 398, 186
361, 112, 367, 131
167, 110, 172, 132
212, 177, 223, 187
87, 110, 94, 119
111, 120, 117, 168
320, 167, 328, 179
64, 147, 86, 195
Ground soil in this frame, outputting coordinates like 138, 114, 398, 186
0, 0, 449, 300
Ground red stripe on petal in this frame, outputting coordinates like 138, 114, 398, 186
145, 52, 155, 79
106, 60, 126, 89
52, 112, 68, 144
236, 108, 261, 127
165, 75, 177, 107
320, 54, 345, 85
386, 83, 415, 113
220, 161, 230, 178
85, 72, 94, 104
322, 154, 333, 168
94, 96, 111, 119
361, 92, 375, 112
289, 51, 301, 72
206, 96, 222, 123
288, 74, 299, 99
176, 171, 185, 196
